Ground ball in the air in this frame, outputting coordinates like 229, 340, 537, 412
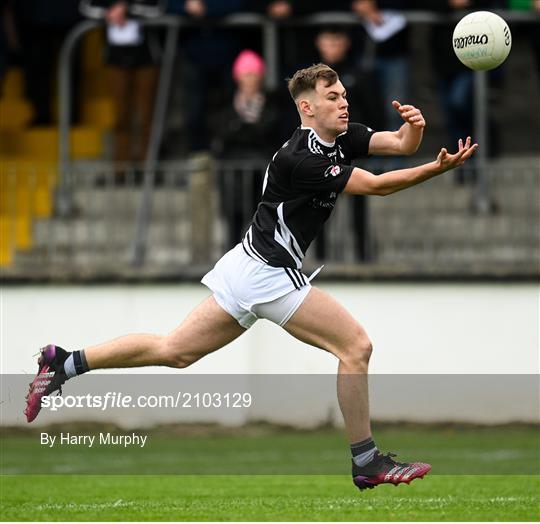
453, 11, 512, 71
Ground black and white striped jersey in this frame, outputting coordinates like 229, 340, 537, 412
241, 122, 375, 270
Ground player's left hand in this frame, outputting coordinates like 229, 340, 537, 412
392, 101, 426, 129
434, 136, 478, 173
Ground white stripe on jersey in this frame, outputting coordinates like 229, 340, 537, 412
262, 164, 270, 194
243, 226, 269, 263
262, 143, 286, 195
273, 203, 305, 269
308, 132, 324, 156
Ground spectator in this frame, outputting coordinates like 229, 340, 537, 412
508, 0, 540, 79
170, 0, 245, 153
426, 0, 503, 182
313, 26, 383, 130
212, 49, 281, 250
312, 26, 382, 262
101, 1, 161, 178
0, 0, 19, 83
429, 0, 474, 180
351, 0, 412, 132
12, 0, 81, 125
534, 1, 540, 76
249, 1, 321, 141
254, 1, 325, 76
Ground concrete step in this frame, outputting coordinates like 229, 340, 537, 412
13, 243, 193, 268
68, 187, 191, 219
33, 218, 194, 248
378, 245, 539, 266
372, 215, 538, 243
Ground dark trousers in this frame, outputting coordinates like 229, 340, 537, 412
185, 64, 232, 152
218, 167, 263, 250
19, 24, 80, 125
108, 65, 159, 165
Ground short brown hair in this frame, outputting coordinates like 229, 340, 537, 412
287, 63, 338, 101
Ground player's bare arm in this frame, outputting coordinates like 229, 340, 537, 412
368, 101, 426, 156
26, 64, 436, 494
345, 137, 478, 196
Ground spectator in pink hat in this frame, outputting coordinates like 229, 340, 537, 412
232, 49, 265, 83
213, 49, 281, 251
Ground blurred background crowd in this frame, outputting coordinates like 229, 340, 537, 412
2, 1, 539, 156
0, 0, 539, 276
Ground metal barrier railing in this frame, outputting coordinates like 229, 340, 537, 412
56, 13, 279, 268
52, 10, 540, 273
2, 158, 538, 279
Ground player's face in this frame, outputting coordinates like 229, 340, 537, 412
311, 79, 349, 138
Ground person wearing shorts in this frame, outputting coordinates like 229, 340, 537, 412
26, 63, 477, 490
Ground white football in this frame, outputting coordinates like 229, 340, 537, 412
453, 11, 512, 71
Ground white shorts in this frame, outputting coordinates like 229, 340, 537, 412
201, 243, 316, 329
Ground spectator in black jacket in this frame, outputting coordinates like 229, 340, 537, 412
213, 49, 281, 250
13, 0, 81, 125
351, 0, 413, 132
102, 1, 161, 175
250, 0, 317, 69
425, 0, 504, 182
311, 26, 382, 262
170, 0, 245, 153
213, 50, 280, 160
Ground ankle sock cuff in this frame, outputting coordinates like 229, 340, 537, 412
73, 350, 90, 375
351, 437, 375, 455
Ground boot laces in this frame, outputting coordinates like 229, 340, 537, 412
380, 451, 408, 467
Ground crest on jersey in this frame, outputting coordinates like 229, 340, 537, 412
324, 165, 341, 178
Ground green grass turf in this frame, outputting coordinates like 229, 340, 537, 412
2, 426, 539, 475
1, 475, 539, 521
2, 426, 539, 520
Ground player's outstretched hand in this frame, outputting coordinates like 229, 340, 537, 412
392, 100, 426, 128
434, 137, 478, 173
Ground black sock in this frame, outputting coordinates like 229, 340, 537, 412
351, 437, 378, 467
53, 345, 70, 365
63, 350, 90, 379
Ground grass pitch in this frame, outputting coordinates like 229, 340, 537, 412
1, 425, 539, 521
1, 475, 539, 521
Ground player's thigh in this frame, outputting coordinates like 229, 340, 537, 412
283, 287, 371, 361
165, 295, 246, 365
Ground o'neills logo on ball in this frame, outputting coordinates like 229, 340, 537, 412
503, 26, 511, 46
454, 34, 489, 49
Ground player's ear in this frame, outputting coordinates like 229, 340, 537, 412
298, 98, 314, 118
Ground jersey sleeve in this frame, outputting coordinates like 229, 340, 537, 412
340, 122, 376, 159
291, 154, 354, 194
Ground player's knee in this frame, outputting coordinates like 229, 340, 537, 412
356, 337, 373, 366
159, 336, 193, 369
342, 333, 373, 371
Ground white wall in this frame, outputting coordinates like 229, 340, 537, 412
1, 282, 538, 425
